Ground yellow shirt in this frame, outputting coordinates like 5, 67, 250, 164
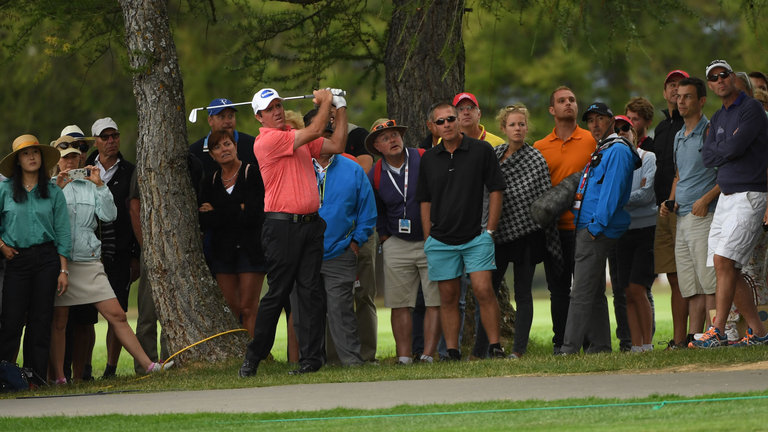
478, 124, 505, 147
439, 124, 505, 147
533, 126, 596, 230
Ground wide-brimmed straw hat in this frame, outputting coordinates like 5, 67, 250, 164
364, 118, 408, 156
0, 134, 61, 178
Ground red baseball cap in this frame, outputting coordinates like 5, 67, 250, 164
614, 115, 633, 127
664, 69, 689, 84
453, 92, 479, 108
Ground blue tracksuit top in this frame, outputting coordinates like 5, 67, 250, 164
573, 135, 641, 238
317, 155, 377, 260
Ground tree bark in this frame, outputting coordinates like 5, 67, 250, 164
118, 0, 247, 363
386, 0, 466, 146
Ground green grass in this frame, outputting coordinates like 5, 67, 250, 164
8, 279, 768, 399
5, 391, 768, 430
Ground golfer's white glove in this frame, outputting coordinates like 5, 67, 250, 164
324, 87, 346, 109
326, 88, 346, 96
332, 94, 347, 109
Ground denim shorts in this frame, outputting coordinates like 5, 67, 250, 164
423, 232, 496, 281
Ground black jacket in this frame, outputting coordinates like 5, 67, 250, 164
189, 130, 256, 178
85, 151, 138, 259
647, 108, 684, 206
198, 161, 265, 265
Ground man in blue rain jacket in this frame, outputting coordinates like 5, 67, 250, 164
561, 102, 641, 354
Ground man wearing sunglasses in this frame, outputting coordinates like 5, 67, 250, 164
692, 59, 768, 348
416, 101, 506, 360
533, 86, 597, 355
560, 103, 640, 355
86, 117, 139, 378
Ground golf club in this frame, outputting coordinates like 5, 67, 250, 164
188, 91, 346, 123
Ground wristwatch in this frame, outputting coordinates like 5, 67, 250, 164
60, 269, 70, 276
486, 229, 495, 237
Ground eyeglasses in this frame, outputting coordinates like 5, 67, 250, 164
433, 116, 457, 126
57, 141, 90, 152
614, 124, 631, 134
457, 105, 478, 112
372, 119, 396, 131
707, 71, 731, 82
98, 132, 120, 141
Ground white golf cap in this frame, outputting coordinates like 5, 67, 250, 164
705, 59, 733, 77
61, 125, 86, 139
91, 117, 119, 137
251, 88, 282, 114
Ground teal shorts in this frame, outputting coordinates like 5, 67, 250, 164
423, 232, 496, 281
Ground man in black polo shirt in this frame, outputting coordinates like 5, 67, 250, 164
416, 101, 506, 360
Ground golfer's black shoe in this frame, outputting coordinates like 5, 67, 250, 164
238, 359, 259, 378
288, 363, 320, 375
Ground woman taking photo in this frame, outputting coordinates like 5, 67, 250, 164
0, 134, 70, 384
490, 104, 558, 358
48, 136, 169, 383
199, 130, 266, 337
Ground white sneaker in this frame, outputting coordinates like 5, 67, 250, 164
147, 360, 174, 373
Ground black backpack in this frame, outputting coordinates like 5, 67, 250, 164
0, 360, 29, 392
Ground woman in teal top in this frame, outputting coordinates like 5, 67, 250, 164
0, 134, 70, 385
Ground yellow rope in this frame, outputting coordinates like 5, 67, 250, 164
133, 328, 248, 381
162, 328, 248, 366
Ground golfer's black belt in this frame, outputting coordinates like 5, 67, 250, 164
264, 212, 320, 223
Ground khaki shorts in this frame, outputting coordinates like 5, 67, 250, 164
654, 211, 677, 274
676, 212, 716, 297
382, 236, 440, 308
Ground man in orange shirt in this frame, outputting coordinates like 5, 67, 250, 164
533, 86, 597, 354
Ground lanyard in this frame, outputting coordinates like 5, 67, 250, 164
314, 157, 331, 208
385, 148, 409, 218
576, 141, 610, 195
317, 171, 326, 207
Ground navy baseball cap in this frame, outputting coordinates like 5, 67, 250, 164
582, 102, 614, 122
207, 98, 237, 116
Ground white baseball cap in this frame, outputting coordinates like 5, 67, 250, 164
91, 117, 119, 137
705, 59, 733, 77
251, 88, 282, 114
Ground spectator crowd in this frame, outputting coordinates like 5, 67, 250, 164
2, 58, 768, 385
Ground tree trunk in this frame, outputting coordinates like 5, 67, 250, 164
118, 0, 247, 363
386, 0, 466, 147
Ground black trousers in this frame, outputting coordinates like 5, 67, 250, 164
246, 217, 326, 369
543, 229, 576, 348
0, 243, 60, 379
103, 253, 133, 311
